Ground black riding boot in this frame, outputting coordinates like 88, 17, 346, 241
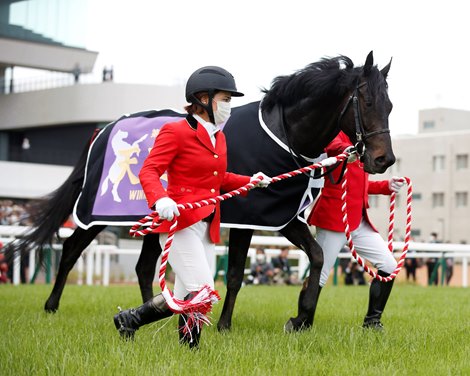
114, 294, 173, 339
178, 292, 201, 349
363, 270, 395, 330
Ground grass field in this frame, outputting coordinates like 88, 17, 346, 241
1, 283, 469, 375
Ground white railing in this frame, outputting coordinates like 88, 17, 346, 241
2, 226, 469, 287
67, 243, 309, 287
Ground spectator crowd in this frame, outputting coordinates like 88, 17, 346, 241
0, 200, 32, 226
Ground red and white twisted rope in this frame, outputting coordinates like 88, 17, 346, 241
340, 166, 413, 282
129, 153, 348, 315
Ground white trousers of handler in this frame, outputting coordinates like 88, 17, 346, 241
316, 218, 397, 286
159, 221, 215, 300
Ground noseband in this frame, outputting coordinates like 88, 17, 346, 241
338, 82, 390, 157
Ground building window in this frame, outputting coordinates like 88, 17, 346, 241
456, 192, 468, 207
432, 155, 445, 172
432, 193, 444, 208
456, 154, 468, 170
412, 193, 422, 200
423, 121, 435, 130
411, 229, 421, 238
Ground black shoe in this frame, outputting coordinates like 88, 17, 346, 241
114, 307, 139, 340
363, 271, 394, 331
113, 294, 172, 340
179, 313, 201, 349
178, 292, 202, 349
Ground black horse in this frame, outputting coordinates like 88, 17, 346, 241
7, 51, 395, 332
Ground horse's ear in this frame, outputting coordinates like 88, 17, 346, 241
363, 51, 374, 76
381, 58, 392, 79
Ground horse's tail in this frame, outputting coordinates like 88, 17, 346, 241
4, 136, 93, 262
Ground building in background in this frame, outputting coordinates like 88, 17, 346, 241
368, 108, 470, 244
0, 0, 185, 199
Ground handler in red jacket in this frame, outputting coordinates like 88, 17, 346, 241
114, 66, 271, 348
307, 131, 404, 330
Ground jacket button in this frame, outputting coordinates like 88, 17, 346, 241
214, 154, 218, 158
210, 189, 215, 193
213, 171, 218, 176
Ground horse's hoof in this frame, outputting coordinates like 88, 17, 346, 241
284, 318, 295, 333
217, 321, 231, 332
284, 317, 311, 333
44, 301, 58, 313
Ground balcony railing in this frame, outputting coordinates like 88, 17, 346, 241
0, 72, 102, 94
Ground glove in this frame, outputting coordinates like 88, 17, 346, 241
344, 146, 358, 163
154, 197, 180, 221
250, 172, 272, 188
389, 176, 405, 193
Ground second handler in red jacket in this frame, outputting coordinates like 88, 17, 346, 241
114, 66, 271, 348
308, 131, 404, 330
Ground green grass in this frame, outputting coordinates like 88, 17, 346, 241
1, 283, 469, 375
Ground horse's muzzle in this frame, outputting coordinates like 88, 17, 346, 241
363, 153, 395, 174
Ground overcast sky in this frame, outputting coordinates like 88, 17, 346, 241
85, 0, 470, 136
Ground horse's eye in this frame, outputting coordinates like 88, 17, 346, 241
364, 94, 373, 107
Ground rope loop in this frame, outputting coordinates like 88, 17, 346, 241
341, 171, 412, 282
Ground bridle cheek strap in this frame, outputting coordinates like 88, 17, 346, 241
339, 82, 390, 158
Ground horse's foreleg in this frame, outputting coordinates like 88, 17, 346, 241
280, 219, 323, 332
45, 226, 105, 313
136, 233, 161, 303
217, 228, 254, 332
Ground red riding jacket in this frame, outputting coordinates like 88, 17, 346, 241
307, 131, 392, 232
139, 116, 250, 243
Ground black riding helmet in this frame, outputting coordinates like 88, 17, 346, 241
185, 66, 244, 123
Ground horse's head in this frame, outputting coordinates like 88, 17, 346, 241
339, 51, 395, 174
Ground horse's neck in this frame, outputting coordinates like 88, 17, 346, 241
261, 105, 339, 158
260, 106, 284, 142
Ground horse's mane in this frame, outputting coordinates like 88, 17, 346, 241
261, 55, 386, 111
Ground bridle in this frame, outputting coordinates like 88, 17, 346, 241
279, 78, 389, 181
338, 81, 390, 157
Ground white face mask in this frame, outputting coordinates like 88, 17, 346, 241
213, 100, 231, 125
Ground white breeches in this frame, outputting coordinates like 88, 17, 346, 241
159, 221, 215, 300
315, 218, 397, 286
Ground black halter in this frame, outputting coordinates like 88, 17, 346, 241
338, 81, 390, 157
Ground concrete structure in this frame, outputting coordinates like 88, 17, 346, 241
0, 0, 185, 199
368, 108, 470, 244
